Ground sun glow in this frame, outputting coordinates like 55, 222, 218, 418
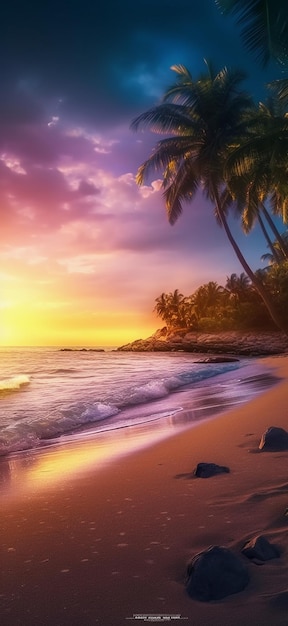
0, 254, 156, 346
0, 292, 155, 347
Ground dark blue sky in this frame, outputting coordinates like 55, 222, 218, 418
0, 0, 281, 128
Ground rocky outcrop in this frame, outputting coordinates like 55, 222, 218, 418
60, 348, 105, 352
186, 545, 249, 601
118, 328, 288, 356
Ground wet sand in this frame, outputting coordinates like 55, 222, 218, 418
0, 356, 288, 625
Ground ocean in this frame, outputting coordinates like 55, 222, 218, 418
0, 346, 277, 458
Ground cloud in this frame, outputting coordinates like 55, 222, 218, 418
0, 245, 47, 265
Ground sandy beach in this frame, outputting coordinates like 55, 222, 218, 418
0, 355, 288, 626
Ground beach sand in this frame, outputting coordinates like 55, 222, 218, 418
0, 356, 288, 626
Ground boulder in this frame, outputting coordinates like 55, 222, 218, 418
186, 545, 249, 601
241, 535, 280, 561
194, 462, 230, 478
259, 426, 288, 451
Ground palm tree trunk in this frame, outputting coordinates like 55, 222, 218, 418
261, 203, 288, 259
213, 186, 288, 334
257, 211, 282, 263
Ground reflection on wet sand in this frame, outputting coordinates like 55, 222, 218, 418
0, 416, 186, 500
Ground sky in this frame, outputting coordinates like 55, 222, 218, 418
0, 0, 284, 346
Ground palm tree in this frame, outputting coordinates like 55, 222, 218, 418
168, 289, 184, 327
192, 282, 225, 318
217, 2, 288, 259
215, 0, 288, 66
260, 260, 288, 320
201, 282, 225, 309
216, 0, 288, 117
154, 289, 184, 329
178, 295, 198, 329
131, 62, 288, 333
225, 272, 252, 300
270, 78, 288, 107
225, 98, 288, 258
219, 183, 286, 264
261, 230, 288, 265
154, 293, 171, 327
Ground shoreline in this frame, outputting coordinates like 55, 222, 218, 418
0, 356, 288, 625
0, 356, 276, 476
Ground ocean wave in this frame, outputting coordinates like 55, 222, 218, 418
117, 362, 240, 408
0, 402, 119, 456
0, 361, 241, 456
125, 380, 170, 404
0, 375, 30, 393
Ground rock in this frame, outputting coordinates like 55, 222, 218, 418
117, 330, 288, 356
186, 545, 249, 601
194, 462, 230, 478
259, 426, 288, 451
59, 348, 105, 352
196, 356, 239, 363
241, 535, 280, 561
267, 589, 288, 610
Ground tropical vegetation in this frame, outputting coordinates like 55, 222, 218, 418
131, 59, 288, 333
153, 265, 288, 333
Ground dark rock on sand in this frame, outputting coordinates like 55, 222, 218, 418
196, 356, 239, 363
186, 545, 249, 601
194, 462, 230, 478
241, 535, 280, 561
259, 426, 288, 451
267, 589, 288, 610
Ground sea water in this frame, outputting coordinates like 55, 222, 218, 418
0, 346, 277, 458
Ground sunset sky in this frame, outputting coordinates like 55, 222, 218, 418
0, 1, 283, 346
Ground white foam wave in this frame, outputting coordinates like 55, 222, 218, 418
118, 364, 240, 408
0, 374, 30, 392
0, 401, 119, 456
127, 380, 170, 404
81, 402, 119, 420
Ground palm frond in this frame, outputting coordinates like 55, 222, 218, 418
163, 160, 199, 225
130, 103, 196, 135
215, 0, 288, 66
164, 192, 184, 225
225, 123, 288, 178
242, 205, 255, 233
203, 58, 217, 80
268, 78, 288, 108
170, 64, 193, 80
134, 135, 202, 185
